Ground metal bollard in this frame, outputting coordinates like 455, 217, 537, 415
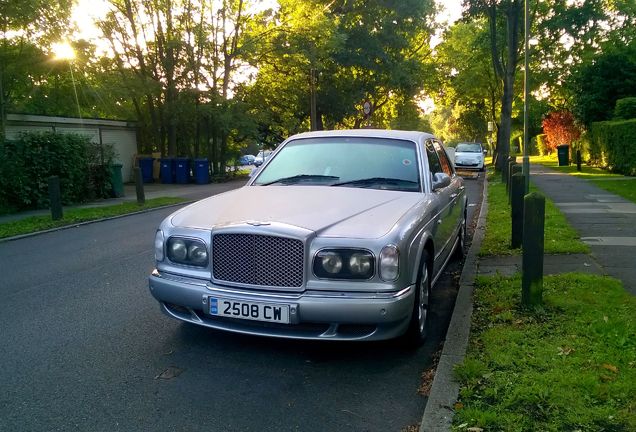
522, 192, 545, 308
576, 149, 582, 172
134, 167, 145, 205
48, 176, 63, 220
511, 173, 524, 248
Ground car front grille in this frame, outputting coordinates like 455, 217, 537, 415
212, 233, 304, 287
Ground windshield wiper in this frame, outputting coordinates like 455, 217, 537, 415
332, 177, 419, 188
260, 174, 340, 186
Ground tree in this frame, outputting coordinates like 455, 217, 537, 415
569, 42, 636, 126
430, 19, 501, 144
0, 0, 73, 136
465, 0, 523, 171
541, 110, 581, 153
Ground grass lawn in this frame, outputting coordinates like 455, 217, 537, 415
531, 155, 636, 204
453, 273, 636, 431
0, 197, 186, 239
479, 172, 589, 256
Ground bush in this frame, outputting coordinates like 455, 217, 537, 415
589, 119, 636, 175
614, 97, 636, 120
0, 132, 114, 212
542, 111, 581, 152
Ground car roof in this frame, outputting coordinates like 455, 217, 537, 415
287, 129, 436, 142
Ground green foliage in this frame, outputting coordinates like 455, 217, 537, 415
569, 42, 636, 126
614, 97, 636, 120
453, 273, 636, 431
0, 132, 114, 212
0, 197, 185, 239
589, 119, 636, 175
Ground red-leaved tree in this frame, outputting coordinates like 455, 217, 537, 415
541, 111, 581, 153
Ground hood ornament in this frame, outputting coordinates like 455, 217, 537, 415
246, 220, 271, 226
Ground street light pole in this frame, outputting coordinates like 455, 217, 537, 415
522, 0, 530, 193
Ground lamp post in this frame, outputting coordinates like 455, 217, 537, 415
522, 0, 530, 193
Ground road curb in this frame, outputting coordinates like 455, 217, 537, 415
0, 201, 194, 243
420, 175, 489, 432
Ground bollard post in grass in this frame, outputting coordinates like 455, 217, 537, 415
504, 156, 515, 185
511, 173, 524, 248
48, 176, 63, 221
522, 192, 545, 308
509, 164, 522, 205
576, 149, 582, 172
134, 167, 145, 205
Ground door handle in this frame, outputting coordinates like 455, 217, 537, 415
450, 193, 458, 198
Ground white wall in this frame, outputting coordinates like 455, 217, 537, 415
101, 129, 137, 182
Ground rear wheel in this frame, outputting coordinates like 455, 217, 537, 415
404, 252, 431, 347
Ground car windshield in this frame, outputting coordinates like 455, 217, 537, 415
252, 137, 420, 191
456, 143, 482, 153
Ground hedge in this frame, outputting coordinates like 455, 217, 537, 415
0, 132, 114, 213
589, 118, 636, 175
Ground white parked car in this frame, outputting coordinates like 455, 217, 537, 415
454, 142, 485, 171
149, 129, 467, 345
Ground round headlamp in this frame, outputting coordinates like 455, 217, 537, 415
320, 251, 343, 274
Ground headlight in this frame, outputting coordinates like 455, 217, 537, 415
320, 251, 343, 274
313, 249, 374, 279
379, 245, 399, 281
167, 237, 208, 267
154, 230, 164, 261
349, 252, 372, 275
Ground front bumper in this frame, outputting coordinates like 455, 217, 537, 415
455, 161, 484, 170
148, 270, 415, 341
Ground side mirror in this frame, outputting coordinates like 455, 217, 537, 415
483, 149, 488, 155
432, 172, 451, 191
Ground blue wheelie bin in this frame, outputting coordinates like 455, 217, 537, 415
175, 158, 191, 184
194, 158, 210, 184
160, 158, 175, 184
139, 157, 154, 183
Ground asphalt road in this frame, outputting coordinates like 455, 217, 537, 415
0, 174, 483, 432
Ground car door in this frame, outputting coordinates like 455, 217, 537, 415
434, 141, 465, 259
425, 140, 454, 277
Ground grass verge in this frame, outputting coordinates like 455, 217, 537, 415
479, 172, 588, 256
0, 197, 186, 239
531, 155, 636, 204
452, 273, 636, 431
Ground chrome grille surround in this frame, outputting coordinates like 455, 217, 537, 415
212, 233, 305, 288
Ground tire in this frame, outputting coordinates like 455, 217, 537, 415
403, 252, 431, 347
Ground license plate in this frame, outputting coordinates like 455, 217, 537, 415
209, 297, 290, 324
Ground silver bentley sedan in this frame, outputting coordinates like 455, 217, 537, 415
149, 129, 467, 345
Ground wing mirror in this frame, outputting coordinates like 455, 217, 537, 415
432, 172, 451, 191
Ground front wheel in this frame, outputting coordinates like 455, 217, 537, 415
403, 252, 431, 347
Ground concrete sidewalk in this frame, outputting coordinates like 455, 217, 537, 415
530, 163, 636, 295
0, 179, 247, 225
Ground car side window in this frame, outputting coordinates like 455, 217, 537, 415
433, 142, 454, 177
425, 141, 444, 189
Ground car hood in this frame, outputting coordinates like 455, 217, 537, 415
169, 186, 424, 239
